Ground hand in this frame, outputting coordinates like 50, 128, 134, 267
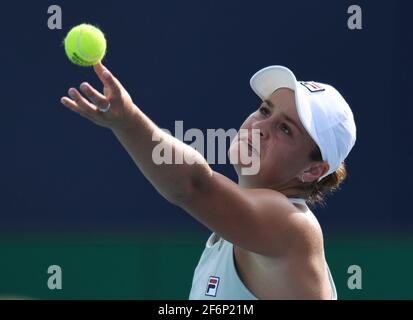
61, 63, 136, 131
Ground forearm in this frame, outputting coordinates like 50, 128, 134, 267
111, 104, 212, 204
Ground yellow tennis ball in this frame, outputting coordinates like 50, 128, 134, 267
64, 24, 107, 67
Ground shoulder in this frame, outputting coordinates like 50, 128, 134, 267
181, 170, 323, 257
262, 189, 323, 244
288, 205, 324, 250
254, 193, 325, 261
239, 188, 324, 258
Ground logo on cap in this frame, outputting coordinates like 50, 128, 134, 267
300, 81, 325, 93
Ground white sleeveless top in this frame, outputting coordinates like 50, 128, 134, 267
188, 198, 338, 300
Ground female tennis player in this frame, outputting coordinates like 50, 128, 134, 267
61, 63, 356, 300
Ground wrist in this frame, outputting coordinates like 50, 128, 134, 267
110, 103, 140, 133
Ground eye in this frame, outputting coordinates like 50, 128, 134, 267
280, 123, 292, 136
259, 106, 270, 116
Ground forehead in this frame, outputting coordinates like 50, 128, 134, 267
267, 88, 296, 113
267, 88, 302, 127
266, 88, 314, 143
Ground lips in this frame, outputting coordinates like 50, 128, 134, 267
249, 140, 260, 155
240, 137, 259, 155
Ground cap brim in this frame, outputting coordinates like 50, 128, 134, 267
250, 66, 298, 100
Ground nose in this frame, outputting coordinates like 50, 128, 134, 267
252, 119, 268, 140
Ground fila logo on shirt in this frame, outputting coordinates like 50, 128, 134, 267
300, 81, 325, 93
205, 276, 220, 297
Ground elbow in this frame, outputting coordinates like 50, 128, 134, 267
166, 188, 193, 206
160, 178, 196, 206
167, 167, 213, 207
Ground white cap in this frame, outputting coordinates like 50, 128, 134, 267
250, 66, 356, 181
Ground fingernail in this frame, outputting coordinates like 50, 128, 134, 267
80, 83, 88, 92
68, 89, 76, 98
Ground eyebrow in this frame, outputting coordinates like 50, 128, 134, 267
264, 99, 304, 135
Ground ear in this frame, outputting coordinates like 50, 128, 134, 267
300, 161, 330, 183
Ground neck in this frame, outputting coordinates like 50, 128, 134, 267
238, 177, 308, 199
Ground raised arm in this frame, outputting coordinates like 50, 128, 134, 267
61, 63, 211, 204
61, 63, 316, 257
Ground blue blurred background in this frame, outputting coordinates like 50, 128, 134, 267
0, 0, 412, 299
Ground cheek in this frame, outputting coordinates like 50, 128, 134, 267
262, 141, 300, 171
277, 146, 309, 173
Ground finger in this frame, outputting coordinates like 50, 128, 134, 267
61, 97, 94, 120
93, 63, 122, 97
68, 88, 99, 113
79, 82, 108, 106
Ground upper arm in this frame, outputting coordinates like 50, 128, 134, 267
177, 170, 312, 256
